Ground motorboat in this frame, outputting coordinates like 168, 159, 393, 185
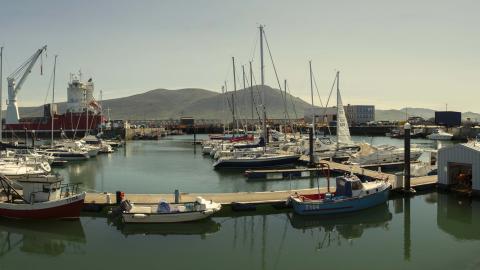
348, 143, 423, 166
38, 148, 90, 161
427, 129, 453, 140
0, 175, 85, 219
289, 174, 391, 215
0, 160, 49, 178
121, 197, 221, 223
82, 135, 114, 153
0, 150, 52, 173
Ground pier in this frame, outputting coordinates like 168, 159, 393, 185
84, 160, 438, 209
84, 176, 436, 207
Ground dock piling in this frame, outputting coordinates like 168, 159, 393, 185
404, 123, 412, 192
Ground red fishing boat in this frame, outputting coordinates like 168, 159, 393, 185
0, 175, 85, 219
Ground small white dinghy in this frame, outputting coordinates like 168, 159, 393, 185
121, 197, 221, 223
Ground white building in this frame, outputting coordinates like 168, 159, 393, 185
437, 142, 480, 194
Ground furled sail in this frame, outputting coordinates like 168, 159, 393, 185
336, 76, 353, 147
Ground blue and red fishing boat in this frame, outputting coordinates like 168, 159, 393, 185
289, 174, 391, 215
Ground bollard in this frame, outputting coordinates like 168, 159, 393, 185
174, 189, 180, 203
106, 193, 112, 204
115, 191, 125, 204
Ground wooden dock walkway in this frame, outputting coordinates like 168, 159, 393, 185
85, 175, 438, 206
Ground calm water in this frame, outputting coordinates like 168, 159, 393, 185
0, 193, 479, 270
0, 136, 475, 270
55, 135, 453, 194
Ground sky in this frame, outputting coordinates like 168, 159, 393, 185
0, 0, 479, 112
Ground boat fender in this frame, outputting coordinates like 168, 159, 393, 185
120, 200, 133, 211
40, 162, 50, 172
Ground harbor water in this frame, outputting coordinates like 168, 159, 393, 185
1, 136, 478, 270
55, 135, 452, 194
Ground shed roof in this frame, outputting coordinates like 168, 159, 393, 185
439, 142, 480, 153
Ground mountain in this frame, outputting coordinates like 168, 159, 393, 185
11, 87, 480, 121
13, 86, 311, 120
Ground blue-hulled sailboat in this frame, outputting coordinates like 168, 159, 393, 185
289, 174, 391, 215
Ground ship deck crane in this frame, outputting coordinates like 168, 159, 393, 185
6, 45, 47, 124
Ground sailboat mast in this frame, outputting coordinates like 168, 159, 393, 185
232, 57, 238, 134
242, 65, 246, 131
249, 61, 254, 122
336, 71, 339, 149
221, 85, 226, 134
51, 55, 57, 147
224, 81, 228, 133
0, 46, 3, 142
99, 90, 103, 134
284, 79, 288, 130
259, 25, 266, 142
85, 88, 89, 136
309, 61, 315, 137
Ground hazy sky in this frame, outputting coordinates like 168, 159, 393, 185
1, 0, 479, 112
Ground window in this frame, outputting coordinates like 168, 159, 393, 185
351, 181, 363, 190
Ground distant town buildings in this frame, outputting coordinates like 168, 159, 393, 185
304, 105, 375, 126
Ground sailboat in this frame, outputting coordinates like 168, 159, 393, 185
213, 26, 300, 169
306, 71, 360, 163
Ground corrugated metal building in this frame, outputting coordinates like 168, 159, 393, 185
438, 143, 480, 194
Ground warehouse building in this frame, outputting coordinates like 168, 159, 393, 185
435, 111, 461, 127
438, 143, 480, 195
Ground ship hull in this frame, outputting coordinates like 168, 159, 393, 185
5, 112, 104, 132
0, 193, 85, 219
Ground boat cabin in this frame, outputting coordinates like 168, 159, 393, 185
16, 175, 65, 203
335, 175, 364, 197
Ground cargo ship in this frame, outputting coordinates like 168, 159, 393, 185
5, 76, 105, 133
3, 46, 104, 134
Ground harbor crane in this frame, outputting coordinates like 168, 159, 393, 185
6, 45, 47, 124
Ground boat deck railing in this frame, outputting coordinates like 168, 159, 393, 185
59, 183, 81, 198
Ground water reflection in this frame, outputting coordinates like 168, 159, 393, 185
112, 218, 221, 238
62, 158, 105, 191
0, 219, 86, 257
437, 192, 480, 240
288, 204, 392, 246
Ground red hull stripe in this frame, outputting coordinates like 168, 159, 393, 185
0, 199, 84, 219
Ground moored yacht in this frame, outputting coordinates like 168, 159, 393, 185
348, 143, 423, 166
213, 152, 300, 169
427, 129, 453, 140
